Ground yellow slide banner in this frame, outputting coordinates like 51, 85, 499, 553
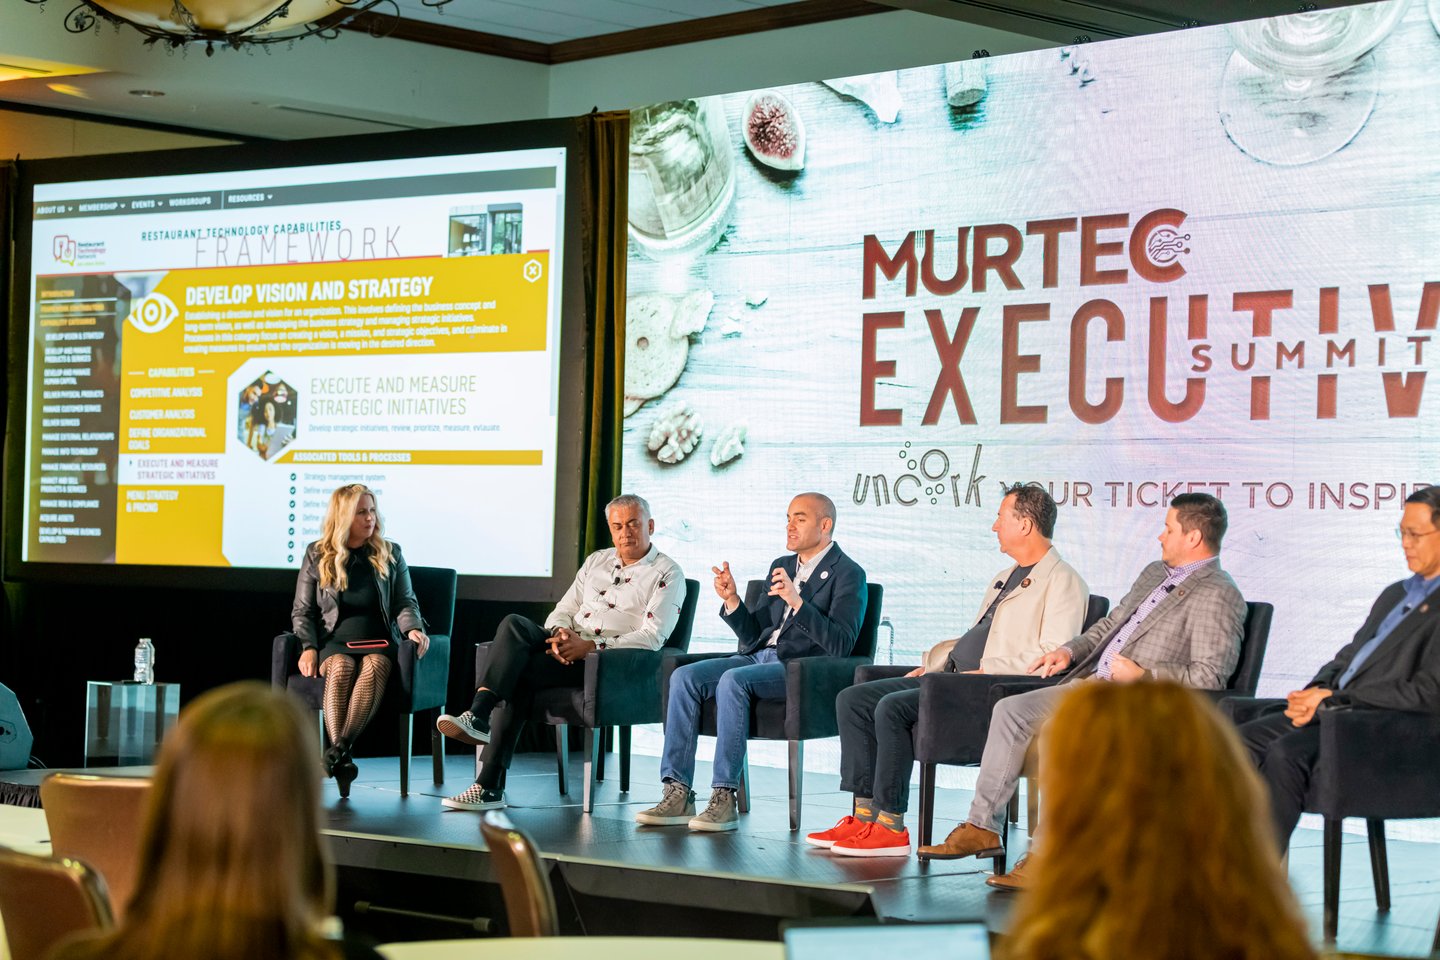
116, 485, 230, 566
117, 253, 550, 457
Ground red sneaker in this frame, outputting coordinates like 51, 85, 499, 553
832, 822, 912, 858
805, 815, 869, 849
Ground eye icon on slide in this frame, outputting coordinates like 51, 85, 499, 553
125, 292, 179, 334
523, 259, 544, 283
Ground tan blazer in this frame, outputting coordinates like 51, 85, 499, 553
922, 547, 1089, 675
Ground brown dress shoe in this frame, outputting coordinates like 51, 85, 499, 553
916, 823, 1004, 861
985, 853, 1032, 890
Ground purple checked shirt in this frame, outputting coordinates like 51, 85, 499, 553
1095, 556, 1216, 680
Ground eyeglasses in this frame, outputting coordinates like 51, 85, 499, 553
1395, 526, 1440, 543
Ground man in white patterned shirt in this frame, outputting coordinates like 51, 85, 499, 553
437, 494, 686, 810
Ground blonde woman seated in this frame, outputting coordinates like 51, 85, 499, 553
292, 483, 429, 791
998, 681, 1316, 960
51, 682, 383, 960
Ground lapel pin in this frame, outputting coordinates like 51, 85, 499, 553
820, 570, 829, 580
1020, 578, 1032, 588
1177, 588, 1186, 597
1422, 604, 1431, 613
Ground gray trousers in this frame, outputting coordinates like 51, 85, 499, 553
964, 683, 1069, 836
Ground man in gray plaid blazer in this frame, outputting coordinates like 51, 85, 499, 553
917, 493, 1246, 882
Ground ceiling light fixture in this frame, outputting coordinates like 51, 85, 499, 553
19, 0, 453, 56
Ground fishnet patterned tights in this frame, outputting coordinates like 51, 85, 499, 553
319, 653, 392, 747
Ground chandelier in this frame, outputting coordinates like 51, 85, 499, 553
21, 0, 453, 54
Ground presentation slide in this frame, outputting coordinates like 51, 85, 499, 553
23, 147, 567, 577
622, 1, 1439, 700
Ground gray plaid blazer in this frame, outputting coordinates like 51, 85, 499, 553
1061, 559, 1246, 689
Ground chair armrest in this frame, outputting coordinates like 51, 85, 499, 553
661, 650, 736, 717
1314, 709, 1440, 820
585, 648, 666, 727
784, 656, 870, 739
1217, 697, 1285, 726
398, 632, 451, 712
986, 676, 1063, 710
272, 632, 300, 688
855, 664, 916, 684
912, 672, 1057, 766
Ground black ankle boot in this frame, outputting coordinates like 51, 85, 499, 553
322, 742, 344, 778
335, 759, 359, 799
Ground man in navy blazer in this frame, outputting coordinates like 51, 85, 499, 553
636, 492, 868, 832
1239, 484, 1440, 848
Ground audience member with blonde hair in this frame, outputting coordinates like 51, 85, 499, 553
998, 681, 1316, 960
50, 682, 381, 960
292, 483, 429, 791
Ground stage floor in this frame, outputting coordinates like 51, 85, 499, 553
5, 750, 1438, 953
317, 750, 1440, 954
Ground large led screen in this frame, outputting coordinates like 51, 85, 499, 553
622, 0, 1437, 697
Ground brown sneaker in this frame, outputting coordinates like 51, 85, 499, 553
916, 822, 1004, 861
985, 853, 1032, 890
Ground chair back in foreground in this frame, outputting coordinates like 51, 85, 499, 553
39, 773, 150, 921
478, 811, 558, 937
0, 846, 113, 960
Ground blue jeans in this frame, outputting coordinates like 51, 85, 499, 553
661, 647, 787, 790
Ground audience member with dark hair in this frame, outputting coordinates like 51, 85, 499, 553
999, 681, 1316, 960
51, 683, 382, 960
292, 483, 429, 791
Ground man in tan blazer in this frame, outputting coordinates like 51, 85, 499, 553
917, 492, 1246, 886
806, 484, 1088, 857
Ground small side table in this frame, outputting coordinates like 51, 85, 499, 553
84, 681, 180, 766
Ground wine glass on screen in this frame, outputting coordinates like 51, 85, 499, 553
1218, 0, 1409, 166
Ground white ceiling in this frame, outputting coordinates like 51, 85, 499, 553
392, 0, 799, 44
0, 0, 1384, 145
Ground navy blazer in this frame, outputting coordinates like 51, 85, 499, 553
1310, 578, 1440, 713
720, 543, 868, 661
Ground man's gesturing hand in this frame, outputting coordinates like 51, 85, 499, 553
769, 566, 802, 611
713, 561, 741, 613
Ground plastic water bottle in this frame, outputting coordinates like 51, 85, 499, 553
879, 617, 896, 664
133, 638, 155, 684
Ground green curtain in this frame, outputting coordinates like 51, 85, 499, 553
1, 160, 16, 675
576, 111, 630, 561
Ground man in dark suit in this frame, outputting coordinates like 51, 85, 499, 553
636, 492, 868, 832
1238, 484, 1440, 848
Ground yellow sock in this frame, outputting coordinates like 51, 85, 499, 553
876, 810, 905, 832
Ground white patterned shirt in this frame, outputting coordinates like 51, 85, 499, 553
546, 545, 686, 651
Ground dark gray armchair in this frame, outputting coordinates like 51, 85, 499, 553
1220, 696, 1440, 943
